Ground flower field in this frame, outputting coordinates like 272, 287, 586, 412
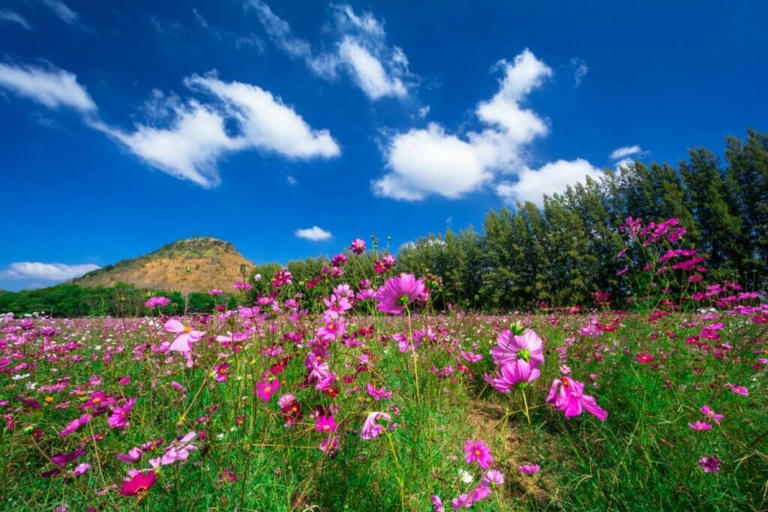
1, 232, 767, 511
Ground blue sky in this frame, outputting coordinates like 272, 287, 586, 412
1, 0, 767, 291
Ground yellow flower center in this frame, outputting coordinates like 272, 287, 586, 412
92, 397, 101, 404
264, 386, 271, 394
184, 326, 191, 333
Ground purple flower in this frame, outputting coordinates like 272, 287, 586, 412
688, 421, 712, 431
698, 456, 721, 473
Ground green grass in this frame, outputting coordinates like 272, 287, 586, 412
0, 308, 765, 511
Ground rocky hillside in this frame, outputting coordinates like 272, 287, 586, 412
73, 238, 254, 292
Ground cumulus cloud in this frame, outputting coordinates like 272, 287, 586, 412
0, 10, 32, 30
295, 225, 332, 241
496, 159, 603, 207
246, 1, 414, 100
92, 74, 339, 188
41, 0, 78, 25
374, 123, 493, 200
610, 145, 642, 160
91, 102, 240, 188
186, 75, 340, 159
0, 262, 100, 281
0, 62, 96, 112
374, 49, 553, 200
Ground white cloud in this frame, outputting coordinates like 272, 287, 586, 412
610, 145, 642, 160
338, 37, 406, 99
91, 102, 240, 188
186, 75, 340, 159
570, 57, 589, 87
286, 175, 298, 185
0, 62, 96, 112
295, 225, 332, 241
192, 8, 210, 30
0, 10, 32, 30
374, 49, 553, 200
496, 159, 603, 207
375, 123, 493, 200
93, 74, 339, 188
0, 262, 100, 281
42, 0, 78, 25
246, 1, 414, 100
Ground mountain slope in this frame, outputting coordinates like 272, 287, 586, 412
73, 237, 253, 292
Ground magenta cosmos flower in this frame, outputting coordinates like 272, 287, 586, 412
701, 405, 724, 425
164, 319, 204, 353
350, 238, 366, 254
254, 376, 280, 402
375, 273, 426, 314
121, 471, 157, 496
546, 377, 608, 422
463, 439, 493, 469
492, 329, 544, 368
698, 456, 721, 473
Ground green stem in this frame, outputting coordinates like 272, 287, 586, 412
521, 387, 531, 428
384, 430, 406, 512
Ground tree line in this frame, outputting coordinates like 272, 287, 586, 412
1, 130, 765, 316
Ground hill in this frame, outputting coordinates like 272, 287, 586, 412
73, 237, 254, 293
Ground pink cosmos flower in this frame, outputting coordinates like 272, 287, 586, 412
107, 398, 136, 429
698, 456, 721, 473
492, 329, 544, 368
431, 495, 444, 512
214, 363, 229, 382
315, 415, 337, 433
375, 274, 426, 314
729, 384, 749, 396
482, 469, 504, 486
689, 421, 712, 431
360, 411, 391, 440
635, 353, 655, 363
350, 238, 366, 254
546, 377, 608, 422
485, 361, 540, 393
701, 405, 724, 425
144, 296, 170, 309
463, 439, 493, 469
117, 447, 143, 463
518, 464, 541, 475
254, 376, 280, 402
366, 383, 393, 401
208, 289, 223, 296
68, 463, 90, 477
149, 432, 197, 468
164, 319, 204, 353
60, 413, 92, 437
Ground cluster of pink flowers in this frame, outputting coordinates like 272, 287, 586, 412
486, 327, 543, 392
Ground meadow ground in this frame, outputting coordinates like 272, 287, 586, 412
1, 301, 766, 511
